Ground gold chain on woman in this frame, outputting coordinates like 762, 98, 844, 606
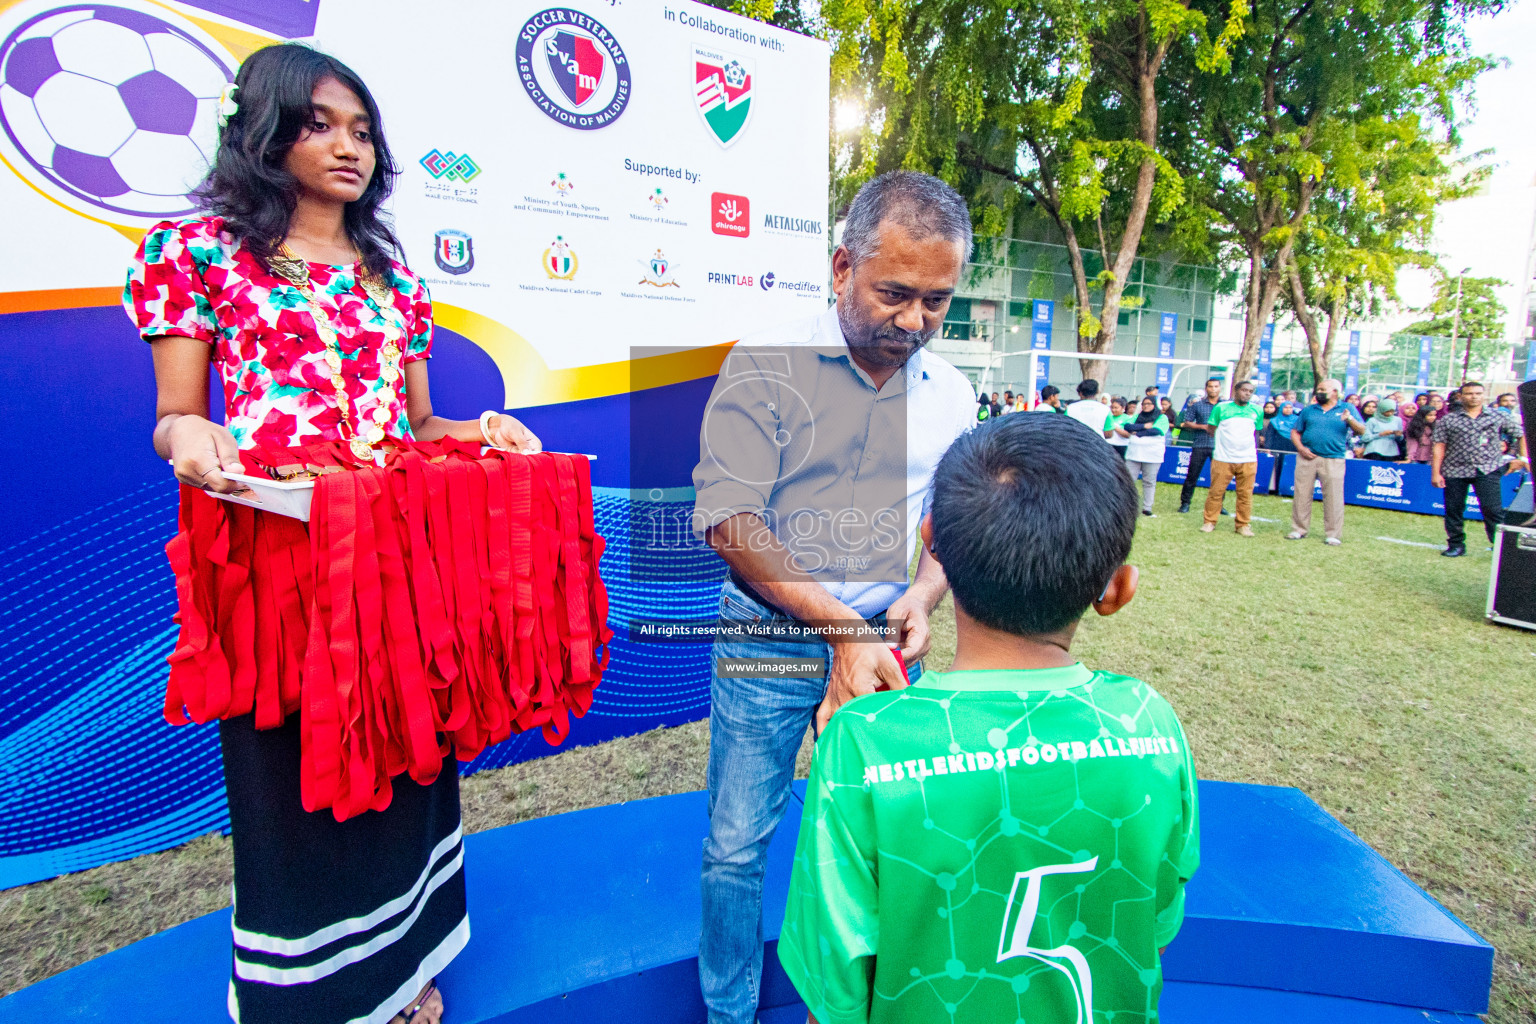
269, 244, 405, 462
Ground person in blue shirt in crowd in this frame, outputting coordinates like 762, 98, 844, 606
1287, 379, 1365, 545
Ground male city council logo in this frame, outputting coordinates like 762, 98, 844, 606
638, 248, 680, 288
694, 45, 753, 147
543, 235, 577, 280
420, 148, 480, 181
435, 229, 474, 275
0, 1, 236, 223
516, 8, 631, 131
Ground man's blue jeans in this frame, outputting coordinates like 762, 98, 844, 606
698, 578, 916, 1024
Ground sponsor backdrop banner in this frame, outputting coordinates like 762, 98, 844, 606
0, 0, 828, 887
1526, 341, 1536, 381
1156, 312, 1175, 392
1275, 458, 1523, 519
1031, 299, 1052, 389
1157, 447, 1275, 494
1417, 335, 1433, 388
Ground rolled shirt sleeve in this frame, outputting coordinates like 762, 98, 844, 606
691, 348, 786, 539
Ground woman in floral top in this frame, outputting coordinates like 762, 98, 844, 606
125, 45, 536, 1024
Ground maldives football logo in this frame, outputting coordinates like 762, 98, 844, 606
435, 229, 474, 276
543, 235, 577, 280
694, 46, 753, 147
638, 248, 680, 288
516, 8, 631, 131
0, 1, 237, 223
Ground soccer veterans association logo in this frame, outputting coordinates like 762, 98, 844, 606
694, 46, 753, 147
434, 229, 474, 275
516, 8, 631, 131
543, 235, 577, 280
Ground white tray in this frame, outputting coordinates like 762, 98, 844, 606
202, 453, 595, 522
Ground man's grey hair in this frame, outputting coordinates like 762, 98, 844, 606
1320, 379, 1342, 394
841, 171, 973, 266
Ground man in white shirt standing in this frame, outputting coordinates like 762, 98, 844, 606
1065, 378, 1111, 437
691, 171, 978, 1024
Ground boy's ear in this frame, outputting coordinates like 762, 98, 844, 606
920, 512, 940, 564
1092, 565, 1138, 617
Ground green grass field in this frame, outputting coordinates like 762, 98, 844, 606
1, 483, 1532, 1020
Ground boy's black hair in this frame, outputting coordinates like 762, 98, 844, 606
931, 413, 1138, 636
1041, 385, 1060, 401
1077, 378, 1100, 398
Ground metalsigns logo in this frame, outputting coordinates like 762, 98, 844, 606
543, 235, 577, 279
694, 46, 753, 147
435, 229, 474, 275
421, 149, 481, 181
711, 191, 750, 237
516, 8, 631, 131
639, 249, 680, 288
762, 213, 822, 237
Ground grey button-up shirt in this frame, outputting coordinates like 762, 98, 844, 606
692, 307, 976, 617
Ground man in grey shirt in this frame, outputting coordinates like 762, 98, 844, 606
691, 172, 977, 1024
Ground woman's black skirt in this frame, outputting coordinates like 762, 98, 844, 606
219, 715, 468, 1024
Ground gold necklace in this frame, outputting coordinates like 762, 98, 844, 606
269, 244, 406, 462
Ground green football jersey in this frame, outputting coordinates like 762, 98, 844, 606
780, 663, 1198, 1024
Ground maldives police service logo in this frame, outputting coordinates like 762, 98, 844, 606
434, 229, 474, 275
516, 8, 631, 131
694, 46, 753, 147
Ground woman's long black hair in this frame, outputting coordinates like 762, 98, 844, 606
196, 44, 401, 281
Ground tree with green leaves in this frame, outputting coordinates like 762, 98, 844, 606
1395, 272, 1510, 384
1182, 0, 1497, 384
809, 0, 1244, 382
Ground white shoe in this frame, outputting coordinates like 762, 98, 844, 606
1285, 531, 1306, 540
1324, 538, 1341, 546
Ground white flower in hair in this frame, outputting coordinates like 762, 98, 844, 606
217, 82, 239, 128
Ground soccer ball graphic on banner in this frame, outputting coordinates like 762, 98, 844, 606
0, 1, 235, 221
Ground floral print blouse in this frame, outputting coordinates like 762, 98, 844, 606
124, 216, 433, 449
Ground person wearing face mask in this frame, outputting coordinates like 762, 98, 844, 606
691, 171, 978, 1024
1287, 379, 1365, 545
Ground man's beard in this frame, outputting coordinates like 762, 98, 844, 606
838, 298, 935, 368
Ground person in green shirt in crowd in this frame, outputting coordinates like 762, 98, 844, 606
780, 412, 1199, 1024
1105, 396, 1133, 460
1201, 380, 1263, 536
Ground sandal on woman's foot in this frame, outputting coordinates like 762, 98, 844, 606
391, 980, 439, 1024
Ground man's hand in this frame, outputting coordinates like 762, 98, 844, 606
885, 592, 934, 667
1505, 458, 1529, 475
1432, 471, 1445, 489
1297, 446, 1317, 461
816, 640, 908, 734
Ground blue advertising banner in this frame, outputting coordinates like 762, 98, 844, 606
1032, 300, 1053, 388
1276, 459, 1524, 521
1417, 336, 1433, 389
1156, 312, 1176, 391
1158, 447, 1275, 495
1345, 330, 1361, 394
1255, 324, 1274, 397
1526, 340, 1536, 381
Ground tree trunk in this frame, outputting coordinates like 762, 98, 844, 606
1319, 295, 1342, 388
1286, 263, 1327, 383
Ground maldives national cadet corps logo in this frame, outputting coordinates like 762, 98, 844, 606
694, 46, 754, 147
543, 235, 577, 280
0, 1, 236, 222
516, 8, 631, 131
434, 229, 474, 275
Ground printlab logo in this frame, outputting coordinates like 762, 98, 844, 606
712, 191, 750, 237
694, 46, 754, 147
997, 858, 1098, 1023
543, 235, 577, 280
434, 229, 474, 275
551, 170, 576, 196
420, 149, 481, 182
516, 8, 632, 131
647, 187, 669, 211
708, 270, 756, 288
639, 249, 680, 288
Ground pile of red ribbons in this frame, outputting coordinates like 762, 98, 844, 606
164, 438, 612, 820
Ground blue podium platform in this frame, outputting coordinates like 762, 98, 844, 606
0, 780, 1492, 1023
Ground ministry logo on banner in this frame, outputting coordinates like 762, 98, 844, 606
435, 230, 474, 275
516, 8, 632, 130
694, 46, 754, 147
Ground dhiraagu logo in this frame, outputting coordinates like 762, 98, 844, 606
997, 857, 1099, 1024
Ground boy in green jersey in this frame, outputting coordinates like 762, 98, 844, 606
780, 412, 1198, 1024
